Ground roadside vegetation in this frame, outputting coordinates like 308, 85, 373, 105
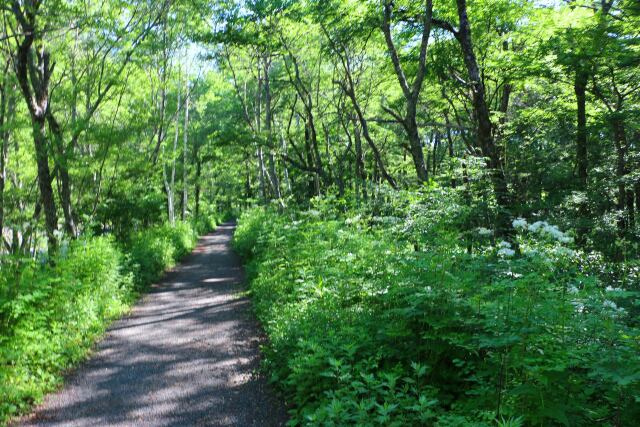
0, 213, 221, 423
235, 196, 639, 426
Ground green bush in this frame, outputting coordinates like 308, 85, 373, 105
126, 221, 198, 288
192, 212, 222, 236
234, 198, 640, 426
0, 237, 131, 422
0, 219, 209, 424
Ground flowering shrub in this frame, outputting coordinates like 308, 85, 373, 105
235, 195, 640, 426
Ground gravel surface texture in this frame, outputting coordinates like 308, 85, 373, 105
15, 223, 287, 427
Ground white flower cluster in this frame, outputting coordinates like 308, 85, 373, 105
496, 240, 516, 257
512, 218, 527, 229
605, 286, 623, 292
567, 285, 580, 294
554, 246, 576, 257
476, 227, 492, 236
511, 218, 573, 244
345, 215, 361, 225
602, 299, 626, 315
497, 248, 516, 257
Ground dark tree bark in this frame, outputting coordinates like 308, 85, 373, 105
444, 113, 457, 188
263, 56, 282, 202
47, 114, 77, 236
381, 0, 432, 183
10, 0, 59, 252
341, 83, 398, 189
612, 116, 631, 234
434, 0, 512, 236
0, 63, 15, 245
575, 70, 589, 187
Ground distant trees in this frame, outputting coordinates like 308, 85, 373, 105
0, 0, 638, 258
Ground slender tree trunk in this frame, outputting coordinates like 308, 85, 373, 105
263, 57, 282, 202
164, 87, 180, 225
0, 70, 12, 245
182, 81, 189, 220
575, 70, 589, 187
407, 112, 429, 182
453, 0, 511, 236
280, 131, 291, 194
345, 87, 397, 189
613, 116, 628, 234
34, 119, 59, 251
381, 0, 432, 183
445, 115, 456, 188
635, 181, 640, 229
352, 117, 367, 201
195, 155, 202, 217
47, 114, 77, 237
12, 20, 59, 252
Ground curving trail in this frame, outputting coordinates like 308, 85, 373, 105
16, 223, 287, 427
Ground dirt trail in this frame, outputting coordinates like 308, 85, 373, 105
16, 223, 287, 427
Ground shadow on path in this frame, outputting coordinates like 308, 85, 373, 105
15, 223, 287, 427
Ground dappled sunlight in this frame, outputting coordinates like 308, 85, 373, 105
15, 225, 286, 427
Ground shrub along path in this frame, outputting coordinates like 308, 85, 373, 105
15, 223, 287, 427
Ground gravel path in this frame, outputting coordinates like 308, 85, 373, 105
16, 223, 287, 427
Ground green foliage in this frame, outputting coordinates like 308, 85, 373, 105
0, 237, 130, 423
234, 194, 640, 426
0, 220, 209, 424
126, 222, 199, 288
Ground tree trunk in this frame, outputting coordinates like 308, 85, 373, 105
345, 87, 397, 189
0, 70, 12, 246
47, 114, 77, 237
407, 113, 429, 182
263, 57, 282, 202
195, 156, 202, 217
454, 0, 511, 236
11, 12, 60, 252
381, 0, 432, 183
352, 117, 368, 201
182, 81, 190, 221
575, 70, 589, 187
34, 119, 59, 251
445, 115, 457, 188
613, 116, 628, 234
164, 87, 180, 225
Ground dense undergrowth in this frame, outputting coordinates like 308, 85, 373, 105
234, 191, 640, 426
0, 214, 221, 424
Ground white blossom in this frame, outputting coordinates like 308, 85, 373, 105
512, 218, 528, 229
497, 248, 515, 257
568, 285, 579, 294
605, 286, 622, 292
498, 241, 512, 249
345, 215, 361, 225
476, 227, 492, 236
541, 224, 564, 240
603, 300, 617, 310
555, 247, 576, 257
528, 221, 548, 232
572, 301, 585, 313
558, 236, 574, 244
